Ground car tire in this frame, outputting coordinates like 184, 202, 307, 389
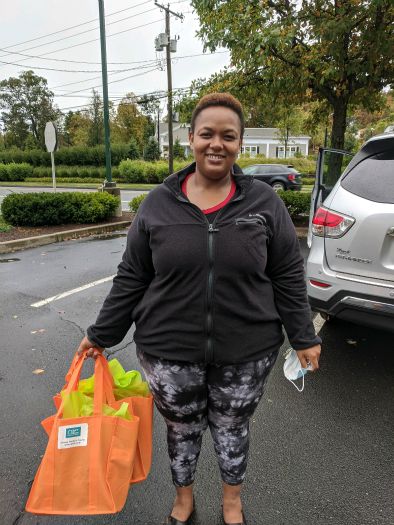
271, 182, 286, 192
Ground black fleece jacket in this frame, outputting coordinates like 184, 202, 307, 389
87, 162, 321, 363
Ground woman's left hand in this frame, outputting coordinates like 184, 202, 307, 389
296, 344, 321, 371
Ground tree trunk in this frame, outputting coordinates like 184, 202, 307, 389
330, 99, 348, 150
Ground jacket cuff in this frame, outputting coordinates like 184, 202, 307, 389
292, 334, 322, 351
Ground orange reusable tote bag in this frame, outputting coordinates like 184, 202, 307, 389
127, 394, 153, 484
26, 352, 140, 515
52, 359, 154, 485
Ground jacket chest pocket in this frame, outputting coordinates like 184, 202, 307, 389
234, 217, 270, 267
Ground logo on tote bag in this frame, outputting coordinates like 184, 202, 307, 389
58, 424, 88, 449
66, 427, 81, 438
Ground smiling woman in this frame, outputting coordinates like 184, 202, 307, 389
77, 92, 321, 525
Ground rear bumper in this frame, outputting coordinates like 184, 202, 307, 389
309, 292, 394, 332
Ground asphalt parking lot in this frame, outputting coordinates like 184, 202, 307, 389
0, 232, 393, 525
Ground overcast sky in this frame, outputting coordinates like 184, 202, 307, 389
0, 0, 230, 114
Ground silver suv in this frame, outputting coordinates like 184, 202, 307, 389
306, 133, 394, 332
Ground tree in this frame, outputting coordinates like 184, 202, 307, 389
173, 138, 185, 159
112, 93, 150, 150
0, 70, 60, 149
63, 111, 91, 147
127, 137, 141, 160
87, 89, 104, 146
275, 106, 306, 157
143, 137, 160, 161
192, 0, 394, 150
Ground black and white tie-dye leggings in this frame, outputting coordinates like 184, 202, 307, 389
137, 348, 278, 487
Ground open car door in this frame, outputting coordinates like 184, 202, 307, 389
307, 147, 353, 247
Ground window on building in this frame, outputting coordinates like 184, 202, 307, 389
276, 146, 300, 158
241, 146, 259, 157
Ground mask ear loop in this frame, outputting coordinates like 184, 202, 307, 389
289, 373, 305, 393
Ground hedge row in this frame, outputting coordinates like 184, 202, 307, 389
1, 192, 119, 226
129, 190, 311, 218
118, 158, 316, 182
0, 162, 33, 181
30, 166, 121, 180
0, 144, 130, 167
277, 190, 311, 216
118, 159, 187, 183
25, 178, 103, 184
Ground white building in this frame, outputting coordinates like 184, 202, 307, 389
157, 123, 310, 158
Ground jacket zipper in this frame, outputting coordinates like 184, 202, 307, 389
175, 190, 245, 362
206, 222, 219, 362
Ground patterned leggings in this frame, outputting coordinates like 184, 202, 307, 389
137, 348, 278, 487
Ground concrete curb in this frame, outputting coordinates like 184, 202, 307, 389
0, 220, 131, 254
0, 221, 308, 254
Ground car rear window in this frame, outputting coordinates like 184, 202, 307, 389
341, 151, 394, 204
269, 165, 284, 173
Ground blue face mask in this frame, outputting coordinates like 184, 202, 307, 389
283, 348, 311, 392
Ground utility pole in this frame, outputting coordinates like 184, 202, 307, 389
98, 0, 122, 217
98, 0, 112, 186
154, 2, 183, 174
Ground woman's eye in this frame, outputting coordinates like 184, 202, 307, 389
225, 136, 236, 140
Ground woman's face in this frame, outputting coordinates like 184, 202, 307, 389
189, 106, 242, 180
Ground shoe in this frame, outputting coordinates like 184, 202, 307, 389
222, 509, 247, 525
162, 497, 195, 525
162, 509, 195, 525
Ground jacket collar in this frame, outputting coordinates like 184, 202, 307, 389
164, 162, 253, 196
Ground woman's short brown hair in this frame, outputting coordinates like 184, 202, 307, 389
190, 92, 245, 138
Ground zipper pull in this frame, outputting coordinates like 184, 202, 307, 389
208, 224, 219, 233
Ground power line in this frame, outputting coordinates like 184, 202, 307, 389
0, 0, 152, 51
63, 66, 162, 96
9, 19, 164, 61
0, 7, 159, 61
57, 85, 195, 112
46, 49, 227, 93
0, 57, 159, 74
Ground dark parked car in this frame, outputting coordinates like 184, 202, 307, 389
241, 164, 302, 191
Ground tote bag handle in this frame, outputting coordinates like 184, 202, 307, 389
56, 351, 115, 419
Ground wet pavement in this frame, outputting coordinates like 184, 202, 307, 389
0, 233, 392, 525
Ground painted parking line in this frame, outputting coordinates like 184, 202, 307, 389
31, 275, 115, 308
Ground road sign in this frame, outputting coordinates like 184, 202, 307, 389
45, 122, 57, 191
44, 122, 57, 153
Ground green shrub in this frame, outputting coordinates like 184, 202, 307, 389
26, 177, 104, 184
29, 165, 122, 181
0, 162, 33, 181
119, 159, 146, 183
277, 191, 310, 217
129, 193, 147, 213
0, 144, 131, 167
1, 191, 119, 226
128, 189, 310, 218
0, 164, 8, 181
302, 177, 315, 185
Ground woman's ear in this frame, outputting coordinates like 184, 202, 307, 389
188, 131, 194, 150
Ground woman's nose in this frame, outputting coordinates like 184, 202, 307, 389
209, 136, 223, 149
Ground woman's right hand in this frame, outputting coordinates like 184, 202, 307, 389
77, 336, 105, 359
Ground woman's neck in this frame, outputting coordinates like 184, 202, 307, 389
191, 168, 232, 191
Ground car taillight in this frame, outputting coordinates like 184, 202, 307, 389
312, 207, 355, 238
287, 173, 296, 181
309, 279, 331, 288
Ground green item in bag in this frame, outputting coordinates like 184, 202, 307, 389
60, 390, 132, 421
77, 359, 150, 400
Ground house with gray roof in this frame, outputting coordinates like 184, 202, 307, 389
157, 123, 310, 159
